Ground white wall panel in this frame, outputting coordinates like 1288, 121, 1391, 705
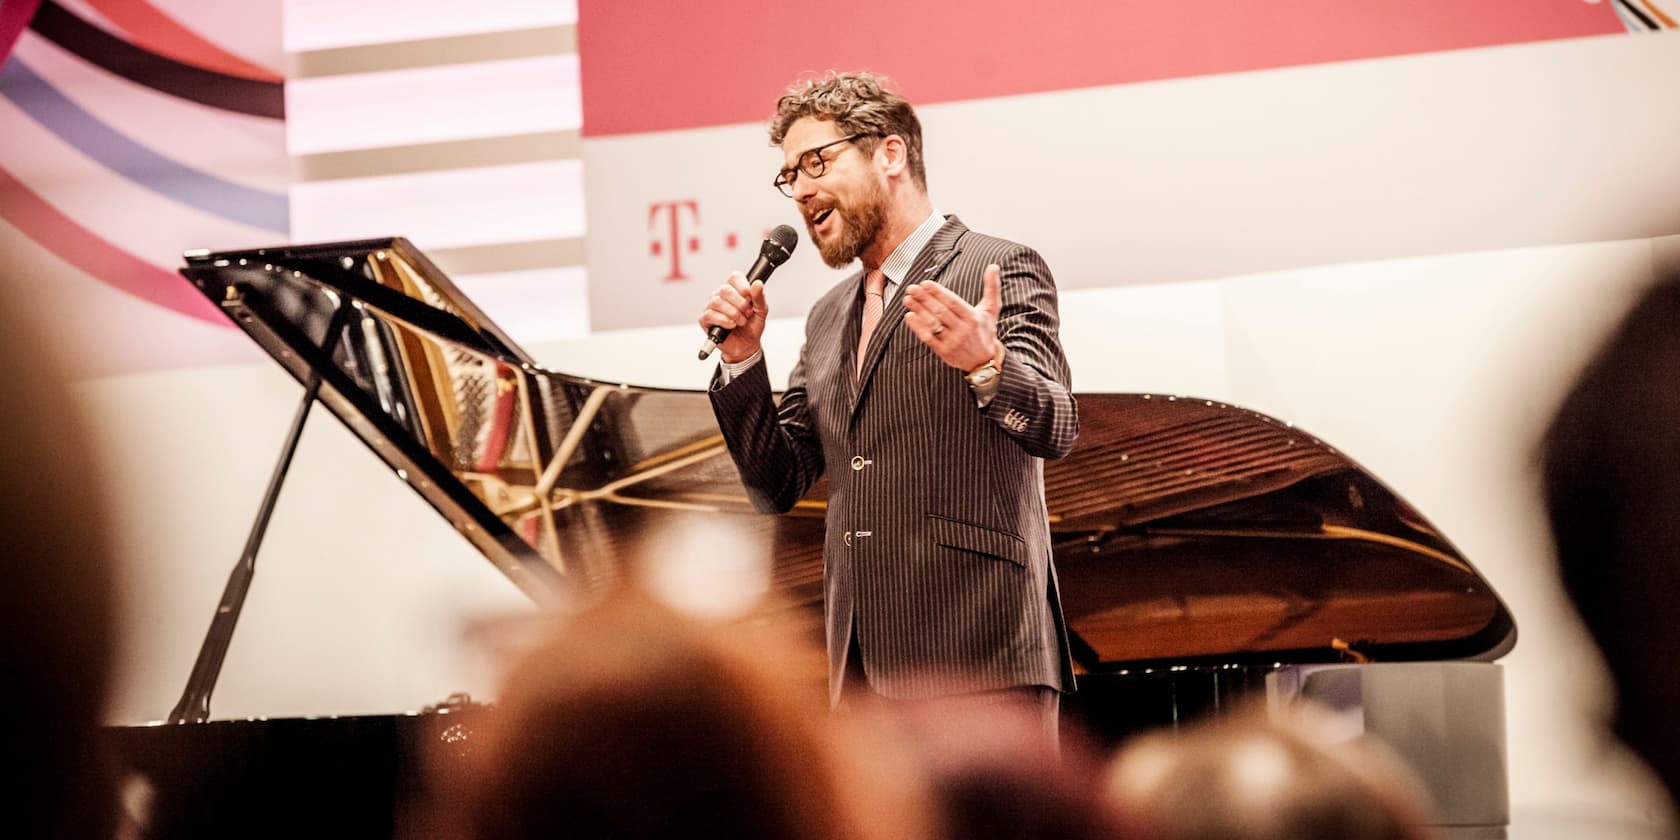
283, 0, 576, 52
456, 266, 591, 347
287, 159, 585, 249
285, 55, 581, 155
88, 361, 533, 722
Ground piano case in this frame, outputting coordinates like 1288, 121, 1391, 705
107, 238, 1518, 839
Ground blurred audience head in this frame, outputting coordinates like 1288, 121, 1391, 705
840, 692, 1131, 840
1541, 266, 1680, 802
416, 584, 926, 840
0, 282, 121, 836
1104, 701, 1439, 840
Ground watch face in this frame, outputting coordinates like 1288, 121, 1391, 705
968, 366, 998, 386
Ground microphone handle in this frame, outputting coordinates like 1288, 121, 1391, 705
698, 253, 777, 360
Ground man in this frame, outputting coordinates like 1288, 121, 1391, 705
697, 71, 1079, 734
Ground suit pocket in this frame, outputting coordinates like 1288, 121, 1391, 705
927, 514, 1029, 568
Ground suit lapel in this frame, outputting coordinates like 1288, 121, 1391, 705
850, 217, 968, 420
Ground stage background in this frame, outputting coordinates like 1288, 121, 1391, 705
3, 1, 1679, 836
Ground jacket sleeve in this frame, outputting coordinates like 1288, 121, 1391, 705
707, 353, 827, 513
984, 245, 1080, 460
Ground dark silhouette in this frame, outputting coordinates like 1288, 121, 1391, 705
1540, 266, 1680, 809
0, 284, 123, 837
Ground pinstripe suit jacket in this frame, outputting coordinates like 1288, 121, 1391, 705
710, 216, 1079, 706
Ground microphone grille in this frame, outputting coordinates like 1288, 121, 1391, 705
765, 224, 799, 264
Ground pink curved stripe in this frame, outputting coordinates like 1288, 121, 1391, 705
0, 165, 226, 325
0, 0, 44, 66
84, 0, 281, 82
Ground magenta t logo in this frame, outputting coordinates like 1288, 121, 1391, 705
647, 200, 700, 282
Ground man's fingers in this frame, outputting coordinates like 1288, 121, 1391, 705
981, 264, 1002, 319
717, 283, 750, 313
702, 277, 763, 330
908, 280, 965, 310
705, 297, 744, 329
708, 274, 768, 327
903, 310, 942, 343
903, 284, 956, 326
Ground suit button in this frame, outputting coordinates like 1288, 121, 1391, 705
850, 456, 870, 470
843, 531, 852, 546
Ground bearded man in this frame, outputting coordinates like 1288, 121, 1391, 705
698, 71, 1080, 741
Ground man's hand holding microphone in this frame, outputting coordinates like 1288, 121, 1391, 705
697, 225, 798, 362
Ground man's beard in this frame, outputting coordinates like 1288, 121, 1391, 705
810, 177, 887, 268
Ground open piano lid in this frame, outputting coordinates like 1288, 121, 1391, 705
180, 237, 1516, 674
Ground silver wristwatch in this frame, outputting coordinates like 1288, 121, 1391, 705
965, 343, 1005, 393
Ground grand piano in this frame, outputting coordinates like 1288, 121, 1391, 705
106, 237, 1517, 838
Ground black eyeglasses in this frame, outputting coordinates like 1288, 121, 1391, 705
772, 132, 875, 197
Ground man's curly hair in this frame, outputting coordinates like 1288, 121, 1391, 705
769, 71, 926, 190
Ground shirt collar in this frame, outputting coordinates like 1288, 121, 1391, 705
876, 209, 945, 297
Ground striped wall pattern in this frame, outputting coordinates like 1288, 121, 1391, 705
0, 0, 289, 376
283, 0, 589, 351
0, 0, 589, 378
1610, 0, 1679, 31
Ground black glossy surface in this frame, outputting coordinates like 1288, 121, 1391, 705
106, 711, 479, 840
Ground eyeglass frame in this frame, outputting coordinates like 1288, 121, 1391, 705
772, 132, 880, 197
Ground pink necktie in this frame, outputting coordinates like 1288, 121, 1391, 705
856, 268, 886, 377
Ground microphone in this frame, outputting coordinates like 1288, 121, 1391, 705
699, 224, 799, 360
